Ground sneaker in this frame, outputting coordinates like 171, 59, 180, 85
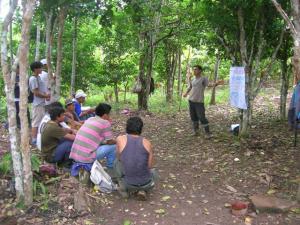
192, 130, 200, 136
117, 184, 129, 199
205, 132, 213, 139
136, 190, 147, 201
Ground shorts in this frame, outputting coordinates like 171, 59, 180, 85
32, 105, 45, 128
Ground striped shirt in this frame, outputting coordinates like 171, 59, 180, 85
70, 116, 113, 163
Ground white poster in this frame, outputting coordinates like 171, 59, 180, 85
229, 67, 247, 109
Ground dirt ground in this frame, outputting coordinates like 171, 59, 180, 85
0, 87, 300, 225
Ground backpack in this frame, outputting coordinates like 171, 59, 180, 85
90, 160, 116, 193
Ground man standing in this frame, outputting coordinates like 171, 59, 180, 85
29, 61, 50, 145
183, 65, 214, 138
40, 58, 51, 105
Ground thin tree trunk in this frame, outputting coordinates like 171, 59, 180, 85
124, 81, 128, 103
179, 46, 191, 111
114, 82, 119, 103
54, 6, 67, 101
280, 59, 289, 119
0, 0, 24, 201
70, 16, 77, 96
177, 48, 182, 97
9, 0, 13, 66
18, 0, 35, 206
45, 10, 53, 94
34, 24, 40, 61
238, 7, 250, 136
210, 55, 221, 105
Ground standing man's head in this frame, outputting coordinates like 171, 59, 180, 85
193, 65, 203, 77
49, 106, 65, 122
65, 99, 75, 111
126, 116, 144, 135
95, 103, 112, 120
30, 61, 43, 76
75, 90, 87, 103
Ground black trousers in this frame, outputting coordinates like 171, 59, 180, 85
188, 100, 209, 133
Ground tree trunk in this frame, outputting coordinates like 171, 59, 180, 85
114, 82, 119, 103
280, 59, 289, 119
70, 16, 77, 96
34, 24, 40, 61
124, 81, 128, 103
45, 10, 54, 94
238, 7, 250, 136
166, 50, 177, 103
18, 0, 35, 206
9, 0, 13, 66
177, 48, 182, 97
54, 6, 67, 101
0, 0, 24, 202
210, 55, 221, 105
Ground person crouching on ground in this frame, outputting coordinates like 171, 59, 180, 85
69, 103, 116, 171
114, 116, 158, 200
41, 107, 76, 166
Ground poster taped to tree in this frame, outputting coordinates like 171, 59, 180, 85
229, 67, 247, 109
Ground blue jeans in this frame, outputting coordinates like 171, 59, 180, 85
96, 144, 116, 169
52, 139, 73, 163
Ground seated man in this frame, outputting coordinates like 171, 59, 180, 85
73, 90, 95, 121
114, 116, 158, 200
37, 101, 73, 151
70, 103, 116, 170
64, 98, 83, 129
41, 107, 76, 165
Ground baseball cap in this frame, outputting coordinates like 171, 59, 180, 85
75, 90, 87, 99
65, 98, 74, 106
40, 59, 47, 65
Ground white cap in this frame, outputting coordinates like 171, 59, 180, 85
75, 90, 87, 99
40, 59, 47, 65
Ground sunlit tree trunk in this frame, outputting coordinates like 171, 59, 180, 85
34, 24, 40, 61
70, 16, 77, 96
54, 6, 67, 101
210, 55, 221, 105
0, 0, 24, 202
18, 0, 35, 206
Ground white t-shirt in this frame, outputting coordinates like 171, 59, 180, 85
37, 113, 70, 151
39, 71, 51, 105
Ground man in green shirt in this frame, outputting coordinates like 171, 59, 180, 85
41, 107, 76, 164
183, 65, 221, 138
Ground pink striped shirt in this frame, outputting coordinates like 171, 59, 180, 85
70, 116, 113, 163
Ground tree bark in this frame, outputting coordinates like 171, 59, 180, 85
0, 0, 24, 202
210, 55, 221, 105
18, 0, 35, 206
54, 6, 67, 101
166, 48, 177, 103
45, 10, 54, 94
34, 24, 40, 61
238, 7, 251, 136
280, 59, 289, 119
114, 82, 119, 103
70, 16, 77, 96
177, 48, 182, 97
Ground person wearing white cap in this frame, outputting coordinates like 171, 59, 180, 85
74, 90, 95, 120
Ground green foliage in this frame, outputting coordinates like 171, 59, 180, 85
0, 153, 12, 176
0, 153, 41, 175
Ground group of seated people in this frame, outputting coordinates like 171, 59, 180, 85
39, 101, 157, 200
